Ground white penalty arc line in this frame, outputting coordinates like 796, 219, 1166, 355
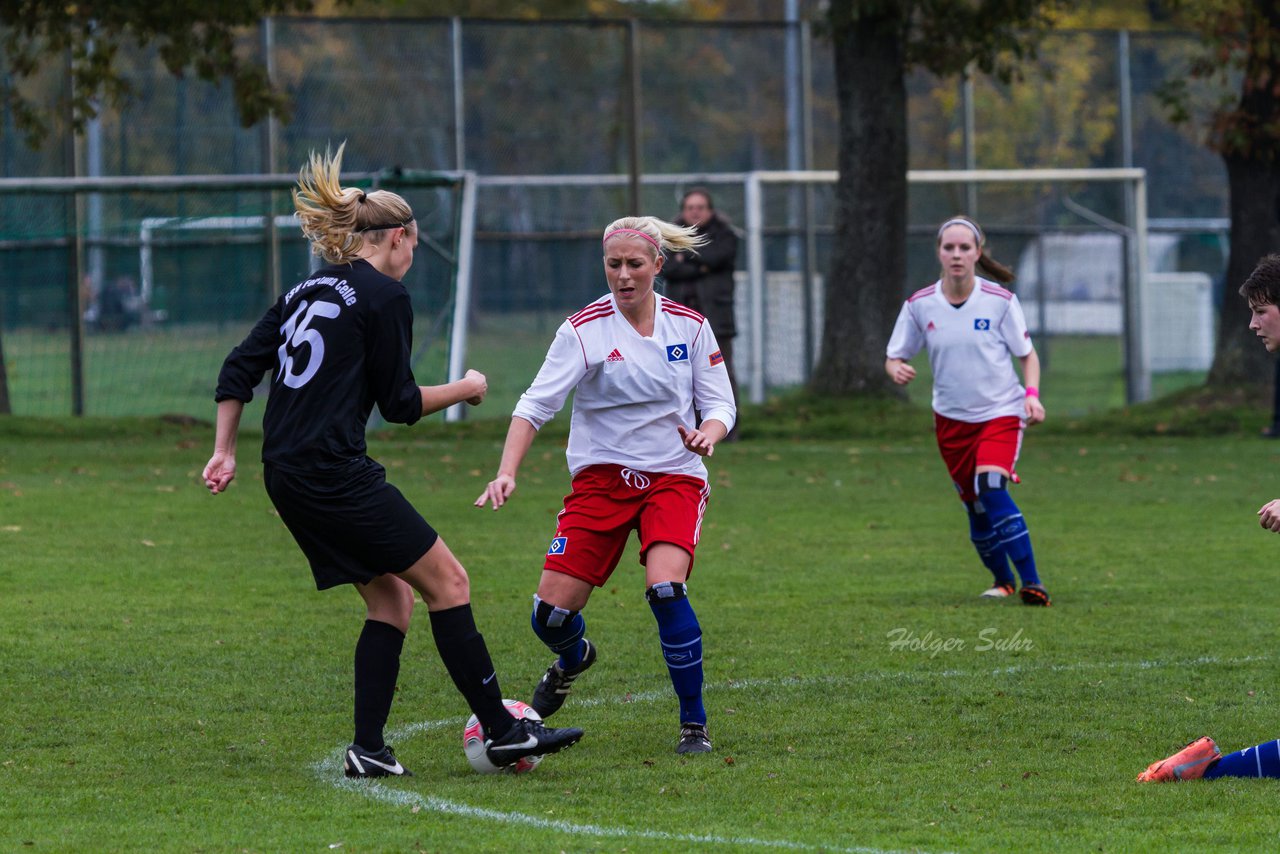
325, 775, 898, 854
313, 682, 927, 854
313, 653, 1267, 853
316, 750, 912, 854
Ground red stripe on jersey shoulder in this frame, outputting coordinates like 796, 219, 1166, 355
661, 303, 706, 323
569, 297, 612, 321
570, 300, 615, 327
979, 283, 1013, 301
907, 284, 936, 302
571, 307, 614, 327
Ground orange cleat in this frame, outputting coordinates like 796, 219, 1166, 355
980, 583, 1015, 599
1136, 736, 1220, 782
1019, 584, 1052, 607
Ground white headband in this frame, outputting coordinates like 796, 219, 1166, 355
937, 218, 983, 246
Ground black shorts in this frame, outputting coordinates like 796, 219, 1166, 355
263, 459, 439, 590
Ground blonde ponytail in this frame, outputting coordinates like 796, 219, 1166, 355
293, 142, 415, 264
602, 215, 707, 257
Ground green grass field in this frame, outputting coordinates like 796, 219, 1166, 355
3, 321, 1204, 422
3, 406, 1280, 852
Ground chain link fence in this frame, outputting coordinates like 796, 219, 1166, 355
0, 19, 1229, 418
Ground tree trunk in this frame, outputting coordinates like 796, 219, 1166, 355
1206, 1, 1280, 389
810, 2, 908, 397
1205, 159, 1280, 388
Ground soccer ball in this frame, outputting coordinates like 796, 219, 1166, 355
463, 698, 544, 774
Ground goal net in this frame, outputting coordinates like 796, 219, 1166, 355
0, 170, 471, 421
739, 167, 1223, 410
2, 166, 1222, 421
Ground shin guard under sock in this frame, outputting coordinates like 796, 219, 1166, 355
975, 473, 1040, 587
531, 595, 587, 669
967, 501, 1015, 586
646, 582, 706, 726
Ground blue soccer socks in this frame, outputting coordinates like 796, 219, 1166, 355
966, 501, 1016, 586
646, 582, 706, 727
975, 473, 1041, 587
1203, 739, 1280, 779
531, 595, 588, 670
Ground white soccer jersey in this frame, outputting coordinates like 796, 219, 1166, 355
886, 278, 1034, 423
513, 293, 737, 480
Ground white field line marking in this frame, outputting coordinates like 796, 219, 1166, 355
314, 653, 1265, 852
319, 770, 908, 854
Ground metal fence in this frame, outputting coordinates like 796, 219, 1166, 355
0, 18, 1230, 419
2, 20, 1226, 208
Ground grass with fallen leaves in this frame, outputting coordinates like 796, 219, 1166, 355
2, 410, 1279, 852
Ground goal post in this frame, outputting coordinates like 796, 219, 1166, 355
742, 167, 1152, 405
3, 165, 1186, 420
444, 169, 479, 423
0, 169, 476, 420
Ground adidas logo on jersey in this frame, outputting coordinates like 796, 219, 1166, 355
606, 348, 625, 362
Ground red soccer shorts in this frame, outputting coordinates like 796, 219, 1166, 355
543, 464, 711, 587
933, 413, 1024, 502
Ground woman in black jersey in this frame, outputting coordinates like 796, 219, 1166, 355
202, 145, 582, 778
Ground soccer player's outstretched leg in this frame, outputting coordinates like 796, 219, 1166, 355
885, 215, 1051, 605
1138, 737, 1280, 782
476, 215, 735, 754
1136, 257, 1280, 784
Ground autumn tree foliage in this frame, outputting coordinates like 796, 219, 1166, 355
0, 0, 319, 146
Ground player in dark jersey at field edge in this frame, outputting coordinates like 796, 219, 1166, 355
1136, 255, 1280, 784
202, 144, 582, 778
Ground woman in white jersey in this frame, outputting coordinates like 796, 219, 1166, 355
885, 215, 1051, 606
476, 215, 737, 754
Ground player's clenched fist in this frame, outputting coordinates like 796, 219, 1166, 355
464, 369, 487, 406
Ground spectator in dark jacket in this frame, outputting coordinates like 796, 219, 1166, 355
664, 188, 740, 437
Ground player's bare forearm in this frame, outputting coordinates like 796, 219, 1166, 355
1018, 349, 1042, 390
497, 417, 538, 478
213, 398, 243, 456
696, 418, 729, 445
421, 369, 487, 416
1018, 350, 1046, 424
475, 417, 539, 510
203, 398, 244, 494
